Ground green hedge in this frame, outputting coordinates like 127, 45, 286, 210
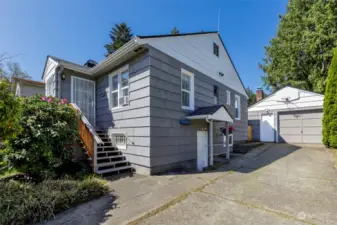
323, 48, 337, 147
0, 176, 108, 225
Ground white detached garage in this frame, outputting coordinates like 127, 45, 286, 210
248, 87, 324, 144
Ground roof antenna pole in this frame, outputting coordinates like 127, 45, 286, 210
217, 8, 220, 33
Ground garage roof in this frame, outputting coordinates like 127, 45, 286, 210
248, 86, 324, 112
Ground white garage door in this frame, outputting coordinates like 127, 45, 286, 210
278, 110, 322, 144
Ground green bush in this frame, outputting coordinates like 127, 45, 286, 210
0, 176, 109, 225
3, 95, 80, 179
323, 48, 337, 147
0, 79, 22, 140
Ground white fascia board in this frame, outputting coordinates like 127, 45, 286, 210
90, 37, 141, 75
43, 57, 58, 82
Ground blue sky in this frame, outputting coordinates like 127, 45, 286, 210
1, 0, 287, 91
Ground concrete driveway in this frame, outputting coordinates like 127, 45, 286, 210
138, 144, 337, 225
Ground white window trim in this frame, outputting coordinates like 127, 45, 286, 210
181, 68, 195, 110
235, 94, 241, 120
109, 65, 129, 110
226, 90, 231, 105
45, 74, 54, 96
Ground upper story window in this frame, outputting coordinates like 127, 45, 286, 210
213, 85, 219, 104
226, 90, 231, 105
109, 65, 129, 109
181, 68, 194, 110
46, 75, 54, 96
213, 42, 219, 57
235, 95, 241, 120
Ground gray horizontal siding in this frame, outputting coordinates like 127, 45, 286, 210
149, 47, 248, 170
95, 52, 152, 167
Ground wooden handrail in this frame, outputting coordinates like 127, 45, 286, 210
70, 103, 103, 172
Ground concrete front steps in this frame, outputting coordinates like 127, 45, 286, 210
95, 130, 132, 175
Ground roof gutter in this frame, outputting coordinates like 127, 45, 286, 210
89, 37, 141, 75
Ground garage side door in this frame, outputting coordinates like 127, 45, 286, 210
278, 110, 322, 144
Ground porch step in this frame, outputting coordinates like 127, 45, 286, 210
92, 129, 132, 175
97, 151, 122, 157
96, 165, 132, 174
97, 155, 125, 160
97, 146, 118, 151
97, 160, 128, 167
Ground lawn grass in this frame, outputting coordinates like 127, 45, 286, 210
0, 176, 109, 225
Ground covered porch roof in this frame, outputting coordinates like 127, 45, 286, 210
186, 105, 233, 123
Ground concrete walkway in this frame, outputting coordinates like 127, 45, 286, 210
45, 144, 337, 225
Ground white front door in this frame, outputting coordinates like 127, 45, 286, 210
260, 114, 275, 142
197, 131, 208, 171
71, 77, 95, 126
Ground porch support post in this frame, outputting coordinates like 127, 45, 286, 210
209, 119, 214, 166
93, 139, 98, 173
226, 122, 230, 160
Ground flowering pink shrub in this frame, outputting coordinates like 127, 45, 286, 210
4, 95, 80, 179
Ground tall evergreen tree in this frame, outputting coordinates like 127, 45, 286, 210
170, 27, 180, 35
104, 23, 133, 56
322, 49, 337, 147
260, 0, 337, 93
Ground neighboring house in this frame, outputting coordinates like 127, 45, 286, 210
42, 31, 248, 175
248, 86, 324, 144
11, 77, 45, 97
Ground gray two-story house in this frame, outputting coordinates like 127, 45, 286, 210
42, 32, 248, 175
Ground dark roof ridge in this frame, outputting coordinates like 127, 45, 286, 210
138, 31, 217, 39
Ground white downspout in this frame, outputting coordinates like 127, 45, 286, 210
206, 115, 214, 166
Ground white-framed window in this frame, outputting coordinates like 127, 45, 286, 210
235, 95, 241, 120
226, 90, 231, 105
109, 65, 129, 109
181, 68, 194, 110
45, 75, 54, 96
224, 133, 233, 147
